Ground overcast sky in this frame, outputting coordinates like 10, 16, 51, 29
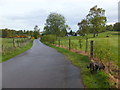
0, 0, 119, 31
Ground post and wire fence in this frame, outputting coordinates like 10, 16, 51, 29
2, 38, 32, 55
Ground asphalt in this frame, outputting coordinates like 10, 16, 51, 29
2, 39, 84, 88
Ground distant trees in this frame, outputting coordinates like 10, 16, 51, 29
106, 25, 113, 31
106, 23, 120, 31
43, 13, 68, 37
113, 22, 120, 31
1, 28, 16, 38
77, 5, 107, 37
1, 28, 34, 38
33, 25, 40, 39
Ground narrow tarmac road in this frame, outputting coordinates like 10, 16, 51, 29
2, 39, 84, 88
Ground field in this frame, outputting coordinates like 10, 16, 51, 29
54, 31, 119, 65
0, 38, 33, 62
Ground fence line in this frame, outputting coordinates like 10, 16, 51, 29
2, 38, 32, 55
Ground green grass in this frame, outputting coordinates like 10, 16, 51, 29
54, 31, 119, 68
44, 42, 115, 88
58, 31, 119, 40
1, 38, 33, 63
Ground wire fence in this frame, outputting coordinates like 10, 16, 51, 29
1, 38, 32, 55
52, 37, 119, 79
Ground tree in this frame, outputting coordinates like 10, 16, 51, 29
86, 5, 107, 37
77, 19, 89, 36
69, 30, 73, 35
106, 25, 113, 31
33, 25, 40, 39
113, 22, 120, 31
43, 12, 67, 37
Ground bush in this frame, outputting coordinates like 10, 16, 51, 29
41, 35, 56, 43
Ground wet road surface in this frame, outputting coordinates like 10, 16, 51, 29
2, 39, 84, 88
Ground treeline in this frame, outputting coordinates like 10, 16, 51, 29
1, 25, 40, 38
42, 5, 120, 38
106, 22, 120, 31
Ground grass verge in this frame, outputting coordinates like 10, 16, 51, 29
1, 40, 33, 63
44, 42, 114, 88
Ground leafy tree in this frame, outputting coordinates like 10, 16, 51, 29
43, 12, 67, 37
33, 25, 40, 39
86, 5, 107, 37
113, 22, 120, 31
77, 19, 89, 36
106, 25, 113, 31
69, 30, 73, 36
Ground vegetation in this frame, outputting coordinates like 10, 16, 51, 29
43, 13, 70, 37
33, 25, 40, 39
77, 5, 107, 37
113, 22, 120, 31
41, 34, 56, 44
1, 4, 119, 88
1, 28, 34, 38
56, 31, 119, 66
41, 31, 119, 88
1, 25, 41, 39
1, 38, 33, 62
0, 27, 38, 62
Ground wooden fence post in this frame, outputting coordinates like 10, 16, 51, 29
85, 38, 88, 52
53, 40, 54, 44
69, 39, 71, 50
13, 38, 15, 47
59, 39, 60, 46
2, 44, 4, 54
90, 40, 94, 58
79, 39, 82, 49
17, 40, 19, 47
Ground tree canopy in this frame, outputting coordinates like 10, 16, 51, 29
43, 13, 68, 37
86, 5, 107, 37
77, 19, 89, 36
33, 25, 40, 39
113, 22, 120, 31
77, 5, 107, 37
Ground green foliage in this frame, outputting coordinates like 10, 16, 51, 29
77, 19, 89, 36
41, 35, 56, 43
69, 30, 75, 36
106, 25, 113, 31
43, 12, 68, 37
54, 31, 119, 67
113, 22, 120, 31
1, 28, 34, 38
86, 5, 107, 37
77, 5, 107, 37
33, 25, 40, 39
94, 40, 113, 62
1, 38, 33, 62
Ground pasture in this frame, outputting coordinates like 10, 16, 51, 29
1, 38, 33, 62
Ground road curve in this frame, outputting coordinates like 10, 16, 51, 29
2, 39, 84, 88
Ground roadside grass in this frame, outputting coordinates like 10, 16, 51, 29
1, 40, 33, 63
44, 42, 113, 88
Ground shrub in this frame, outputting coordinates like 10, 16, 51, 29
41, 35, 56, 43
